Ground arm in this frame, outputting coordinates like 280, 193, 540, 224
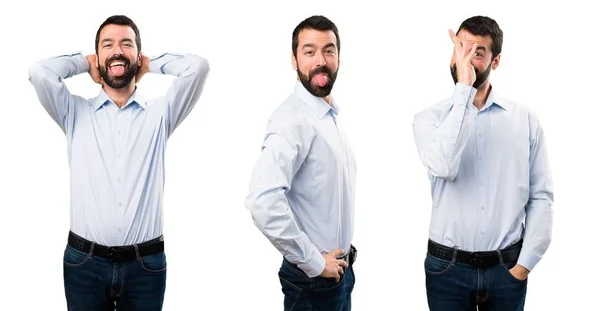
28, 52, 89, 133
148, 53, 210, 137
516, 114, 554, 272
412, 83, 477, 180
244, 112, 326, 278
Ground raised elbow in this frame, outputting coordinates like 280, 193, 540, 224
28, 62, 48, 84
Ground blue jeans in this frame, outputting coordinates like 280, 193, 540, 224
425, 253, 528, 311
63, 244, 167, 311
278, 259, 355, 311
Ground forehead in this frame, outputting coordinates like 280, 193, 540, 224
456, 30, 493, 50
99, 24, 136, 41
297, 28, 337, 48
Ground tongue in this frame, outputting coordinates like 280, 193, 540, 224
109, 65, 125, 77
313, 73, 328, 87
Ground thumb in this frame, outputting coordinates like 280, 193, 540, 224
335, 248, 345, 257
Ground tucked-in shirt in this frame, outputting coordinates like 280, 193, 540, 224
412, 82, 554, 271
245, 81, 357, 277
28, 52, 210, 246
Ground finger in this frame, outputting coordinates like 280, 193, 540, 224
448, 29, 462, 55
466, 42, 478, 60
460, 32, 470, 56
334, 248, 345, 257
448, 29, 458, 45
338, 266, 344, 276
337, 259, 349, 268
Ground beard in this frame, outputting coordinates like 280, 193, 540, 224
99, 55, 139, 89
297, 65, 338, 98
450, 62, 492, 89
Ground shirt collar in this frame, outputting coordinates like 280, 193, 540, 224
93, 87, 147, 111
294, 80, 337, 119
488, 87, 510, 111
470, 85, 510, 112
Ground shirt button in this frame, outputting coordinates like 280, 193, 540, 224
117, 154, 121, 159
480, 180, 484, 185
117, 131, 121, 135
119, 202, 122, 207
118, 177, 123, 182
117, 228, 122, 233
480, 231, 485, 235
480, 206, 485, 210
478, 156, 484, 160
478, 132, 483, 138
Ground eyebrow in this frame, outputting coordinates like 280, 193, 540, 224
301, 42, 337, 50
101, 38, 134, 44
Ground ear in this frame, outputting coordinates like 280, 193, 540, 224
95, 54, 99, 68
291, 52, 297, 71
138, 52, 142, 67
491, 54, 501, 70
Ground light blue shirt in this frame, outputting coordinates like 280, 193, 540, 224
413, 83, 554, 271
245, 81, 357, 278
28, 52, 210, 246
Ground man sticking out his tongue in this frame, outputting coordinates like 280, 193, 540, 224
245, 15, 358, 311
294, 30, 339, 106
28, 14, 210, 310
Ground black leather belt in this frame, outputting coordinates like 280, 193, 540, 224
68, 231, 164, 262
427, 239, 522, 268
337, 244, 358, 266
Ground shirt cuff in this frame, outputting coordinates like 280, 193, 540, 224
56, 51, 90, 75
517, 250, 542, 272
296, 252, 326, 278
451, 82, 477, 107
149, 53, 184, 74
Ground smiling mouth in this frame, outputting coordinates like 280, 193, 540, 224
108, 60, 126, 76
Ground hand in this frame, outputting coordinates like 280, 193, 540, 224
135, 54, 150, 83
319, 249, 349, 282
508, 264, 529, 281
448, 29, 478, 86
86, 54, 104, 86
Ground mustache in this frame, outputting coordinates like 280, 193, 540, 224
309, 66, 333, 79
451, 63, 481, 75
105, 55, 130, 67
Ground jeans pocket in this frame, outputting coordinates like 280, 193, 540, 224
502, 262, 528, 283
63, 245, 90, 267
424, 254, 453, 275
140, 252, 167, 273
313, 268, 346, 293
279, 275, 303, 311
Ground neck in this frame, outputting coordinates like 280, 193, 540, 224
473, 81, 492, 110
322, 95, 332, 106
104, 83, 136, 108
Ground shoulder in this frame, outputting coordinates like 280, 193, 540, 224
265, 93, 315, 140
495, 93, 542, 126
413, 97, 453, 125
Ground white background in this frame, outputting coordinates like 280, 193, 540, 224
1, 0, 597, 310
